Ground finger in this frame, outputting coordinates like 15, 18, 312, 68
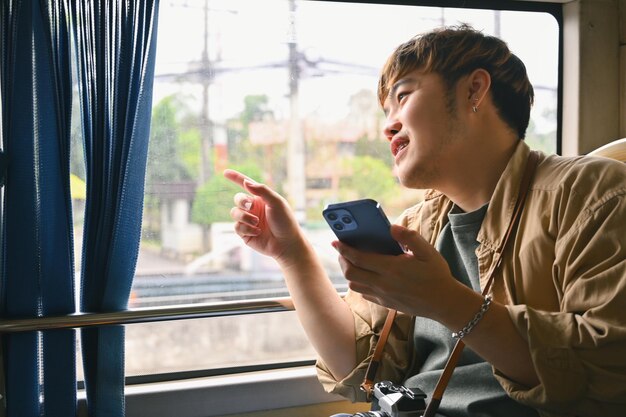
241, 180, 283, 208
234, 192, 254, 210
229, 206, 259, 227
335, 250, 390, 300
390, 224, 434, 260
332, 240, 392, 274
347, 280, 376, 297
347, 281, 389, 309
234, 223, 263, 243
248, 195, 267, 230
233, 219, 261, 238
225, 169, 286, 212
225, 172, 271, 228
223, 169, 257, 188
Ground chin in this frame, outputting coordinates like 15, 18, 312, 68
396, 164, 434, 190
397, 172, 425, 189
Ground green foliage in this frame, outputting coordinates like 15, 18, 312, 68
146, 95, 194, 184
339, 156, 400, 204
179, 127, 201, 177
225, 93, 285, 192
241, 95, 272, 124
229, 94, 273, 145
354, 136, 392, 166
191, 163, 263, 226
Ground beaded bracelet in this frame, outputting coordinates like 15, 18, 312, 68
451, 295, 493, 339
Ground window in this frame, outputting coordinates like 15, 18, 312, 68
70, 0, 561, 381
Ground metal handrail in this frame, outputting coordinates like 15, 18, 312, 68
0, 297, 295, 333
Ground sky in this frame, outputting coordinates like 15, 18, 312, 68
153, 0, 559, 132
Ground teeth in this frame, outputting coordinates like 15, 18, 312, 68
397, 143, 407, 153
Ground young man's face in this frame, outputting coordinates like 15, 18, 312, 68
382, 70, 464, 190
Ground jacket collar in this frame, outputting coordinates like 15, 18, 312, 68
477, 140, 531, 252
416, 140, 532, 251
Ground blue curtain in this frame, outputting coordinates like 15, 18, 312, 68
1, 1, 76, 416
71, 1, 159, 416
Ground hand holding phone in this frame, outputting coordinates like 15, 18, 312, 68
323, 199, 404, 256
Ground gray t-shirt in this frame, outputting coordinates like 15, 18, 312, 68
402, 204, 538, 417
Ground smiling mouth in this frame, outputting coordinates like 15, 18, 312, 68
391, 138, 409, 157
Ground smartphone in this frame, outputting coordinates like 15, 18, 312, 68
322, 199, 404, 255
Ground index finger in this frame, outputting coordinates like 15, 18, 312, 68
224, 169, 257, 189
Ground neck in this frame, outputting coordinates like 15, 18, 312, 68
440, 137, 520, 213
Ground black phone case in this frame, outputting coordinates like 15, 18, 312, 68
323, 199, 404, 255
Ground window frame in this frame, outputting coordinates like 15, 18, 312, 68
127, 0, 565, 384
1, 1, 567, 415
105, 1, 566, 414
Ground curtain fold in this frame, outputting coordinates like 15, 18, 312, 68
1, 1, 76, 416
71, 1, 159, 415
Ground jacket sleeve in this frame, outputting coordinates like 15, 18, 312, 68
498, 190, 626, 417
315, 207, 421, 403
315, 290, 413, 403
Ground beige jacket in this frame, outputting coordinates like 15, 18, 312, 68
316, 141, 626, 416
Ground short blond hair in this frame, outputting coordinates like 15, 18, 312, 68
378, 24, 534, 139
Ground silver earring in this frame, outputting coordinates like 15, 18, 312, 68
472, 98, 479, 113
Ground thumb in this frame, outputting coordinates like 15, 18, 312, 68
389, 224, 434, 259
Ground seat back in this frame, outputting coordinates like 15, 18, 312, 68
587, 138, 626, 162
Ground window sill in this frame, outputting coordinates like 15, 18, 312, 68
78, 366, 347, 417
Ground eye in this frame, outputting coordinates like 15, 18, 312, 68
397, 91, 409, 103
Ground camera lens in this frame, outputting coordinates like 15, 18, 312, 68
333, 223, 344, 231
341, 216, 353, 224
327, 212, 338, 221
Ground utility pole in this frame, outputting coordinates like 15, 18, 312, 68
199, 0, 213, 185
287, 0, 306, 223
494, 10, 501, 37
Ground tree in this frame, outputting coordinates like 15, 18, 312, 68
191, 163, 263, 226
339, 155, 401, 204
226, 94, 286, 192
143, 95, 200, 242
227, 94, 275, 163
146, 95, 195, 185
354, 136, 393, 167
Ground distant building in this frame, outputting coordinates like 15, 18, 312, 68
149, 181, 203, 259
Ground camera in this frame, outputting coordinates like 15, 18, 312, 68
352, 381, 427, 417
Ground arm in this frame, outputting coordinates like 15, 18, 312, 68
335, 192, 626, 414
431, 283, 539, 386
223, 169, 356, 380
333, 224, 539, 387
498, 192, 626, 414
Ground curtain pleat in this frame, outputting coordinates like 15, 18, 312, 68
71, 1, 159, 415
0, 1, 76, 416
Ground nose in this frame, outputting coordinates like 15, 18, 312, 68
383, 116, 402, 141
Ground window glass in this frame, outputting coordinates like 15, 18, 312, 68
125, 312, 314, 376
70, 0, 559, 377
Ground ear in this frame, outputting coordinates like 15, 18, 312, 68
466, 68, 491, 111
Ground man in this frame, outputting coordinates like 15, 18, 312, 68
225, 25, 626, 416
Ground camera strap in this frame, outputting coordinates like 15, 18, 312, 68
360, 150, 540, 412
360, 308, 398, 399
